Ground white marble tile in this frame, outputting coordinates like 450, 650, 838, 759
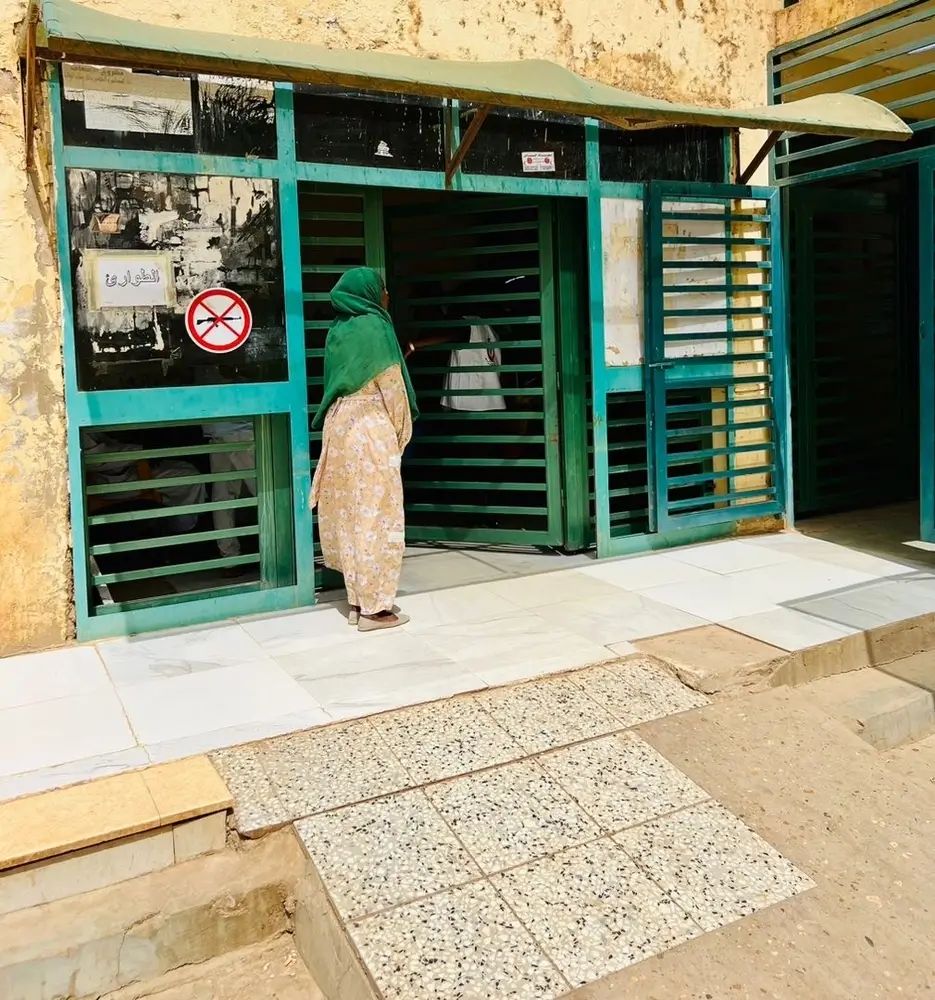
465, 548, 594, 577
397, 583, 519, 633
749, 534, 916, 578
296, 790, 481, 919
276, 630, 455, 685
791, 574, 935, 629
485, 570, 627, 609
579, 553, 721, 591
639, 576, 780, 622
300, 661, 486, 723
350, 881, 567, 1000
398, 551, 508, 594
723, 607, 861, 651
535, 592, 707, 645
118, 659, 323, 745
144, 706, 332, 764
0, 747, 149, 805
97, 624, 273, 686
476, 676, 619, 754
426, 761, 599, 873
725, 560, 877, 605
0, 645, 111, 711
540, 734, 708, 833
419, 614, 613, 687
0, 688, 137, 777
493, 839, 699, 988
615, 800, 814, 932
668, 539, 798, 575
372, 697, 524, 786
239, 606, 354, 658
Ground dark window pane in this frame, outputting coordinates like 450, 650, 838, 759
60, 66, 276, 158
599, 125, 726, 183
460, 106, 587, 180
294, 87, 444, 170
66, 169, 287, 391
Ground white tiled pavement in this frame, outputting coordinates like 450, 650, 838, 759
1, 531, 933, 803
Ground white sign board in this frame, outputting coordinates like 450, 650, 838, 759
521, 151, 555, 173
62, 65, 193, 135
84, 251, 176, 309
601, 198, 643, 367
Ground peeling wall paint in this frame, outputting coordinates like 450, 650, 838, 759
0, 0, 785, 653
0, 0, 70, 654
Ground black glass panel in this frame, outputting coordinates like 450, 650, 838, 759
460, 106, 587, 180
60, 66, 276, 158
294, 87, 444, 170
599, 125, 726, 183
66, 169, 287, 391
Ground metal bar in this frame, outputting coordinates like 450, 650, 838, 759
445, 104, 492, 188
90, 525, 259, 556
93, 553, 260, 585
88, 497, 257, 526
740, 131, 782, 184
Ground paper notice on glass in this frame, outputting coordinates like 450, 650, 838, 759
521, 151, 556, 173
84, 251, 176, 309
63, 65, 193, 135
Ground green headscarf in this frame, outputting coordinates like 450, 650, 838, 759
311, 267, 419, 430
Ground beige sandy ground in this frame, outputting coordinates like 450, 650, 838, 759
570, 686, 935, 1000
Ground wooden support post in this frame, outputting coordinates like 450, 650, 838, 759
739, 130, 782, 185
445, 103, 491, 189
23, 5, 38, 169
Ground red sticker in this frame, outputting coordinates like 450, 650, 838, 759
185, 287, 253, 354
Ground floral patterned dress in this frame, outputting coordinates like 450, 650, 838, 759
310, 363, 413, 616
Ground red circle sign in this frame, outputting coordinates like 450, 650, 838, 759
185, 287, 253, 354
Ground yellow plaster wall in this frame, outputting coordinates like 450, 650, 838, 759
0, 0, 785, 653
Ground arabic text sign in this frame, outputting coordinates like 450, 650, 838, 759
86, 251, 175, 309
522, 151, 555, 173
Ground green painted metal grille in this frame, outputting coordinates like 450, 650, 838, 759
385, 196, 563, 545
80, 417, 293, 615
645, 184, 783, 530
770, 0, 935, 182
789, 183, 917, 515
604, 392, 651, 538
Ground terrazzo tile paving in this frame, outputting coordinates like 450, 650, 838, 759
211, 657, 814, 998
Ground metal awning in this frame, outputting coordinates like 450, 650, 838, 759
27, 0, 912, 142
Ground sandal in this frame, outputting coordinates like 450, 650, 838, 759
348, 605, 360, 627
358, 612, 410, 633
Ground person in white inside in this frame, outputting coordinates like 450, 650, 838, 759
440, 318, 506, 412
202, 419, 257, 558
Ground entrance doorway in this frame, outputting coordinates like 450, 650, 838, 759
787, 168, 920, 529
298, 185, 591, 582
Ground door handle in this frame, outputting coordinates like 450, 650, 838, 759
647, 361, 675, 370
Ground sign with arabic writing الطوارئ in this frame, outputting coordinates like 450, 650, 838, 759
84, 251, 177, 309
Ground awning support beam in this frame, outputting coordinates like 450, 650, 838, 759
739, 130, 782, 184
445, 103, 491, 189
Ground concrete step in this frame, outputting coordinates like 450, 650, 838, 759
801, 661, 935, 750
97, 936, 325, 1000
0, 829, 307, 1000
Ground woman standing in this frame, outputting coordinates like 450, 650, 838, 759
310, 267, 419, 632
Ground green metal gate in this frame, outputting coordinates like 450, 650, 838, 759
644, 182, 787, 530
384, 196, 564, 545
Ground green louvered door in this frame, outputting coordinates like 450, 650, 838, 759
299, 185, 384, 580
385, 196, 563, 545
644, 182, 787, 530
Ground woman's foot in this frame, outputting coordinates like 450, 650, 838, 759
348, 605, 360, 626
358, 610, 410, 632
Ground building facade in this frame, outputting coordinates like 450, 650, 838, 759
0, 0, 904, 653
